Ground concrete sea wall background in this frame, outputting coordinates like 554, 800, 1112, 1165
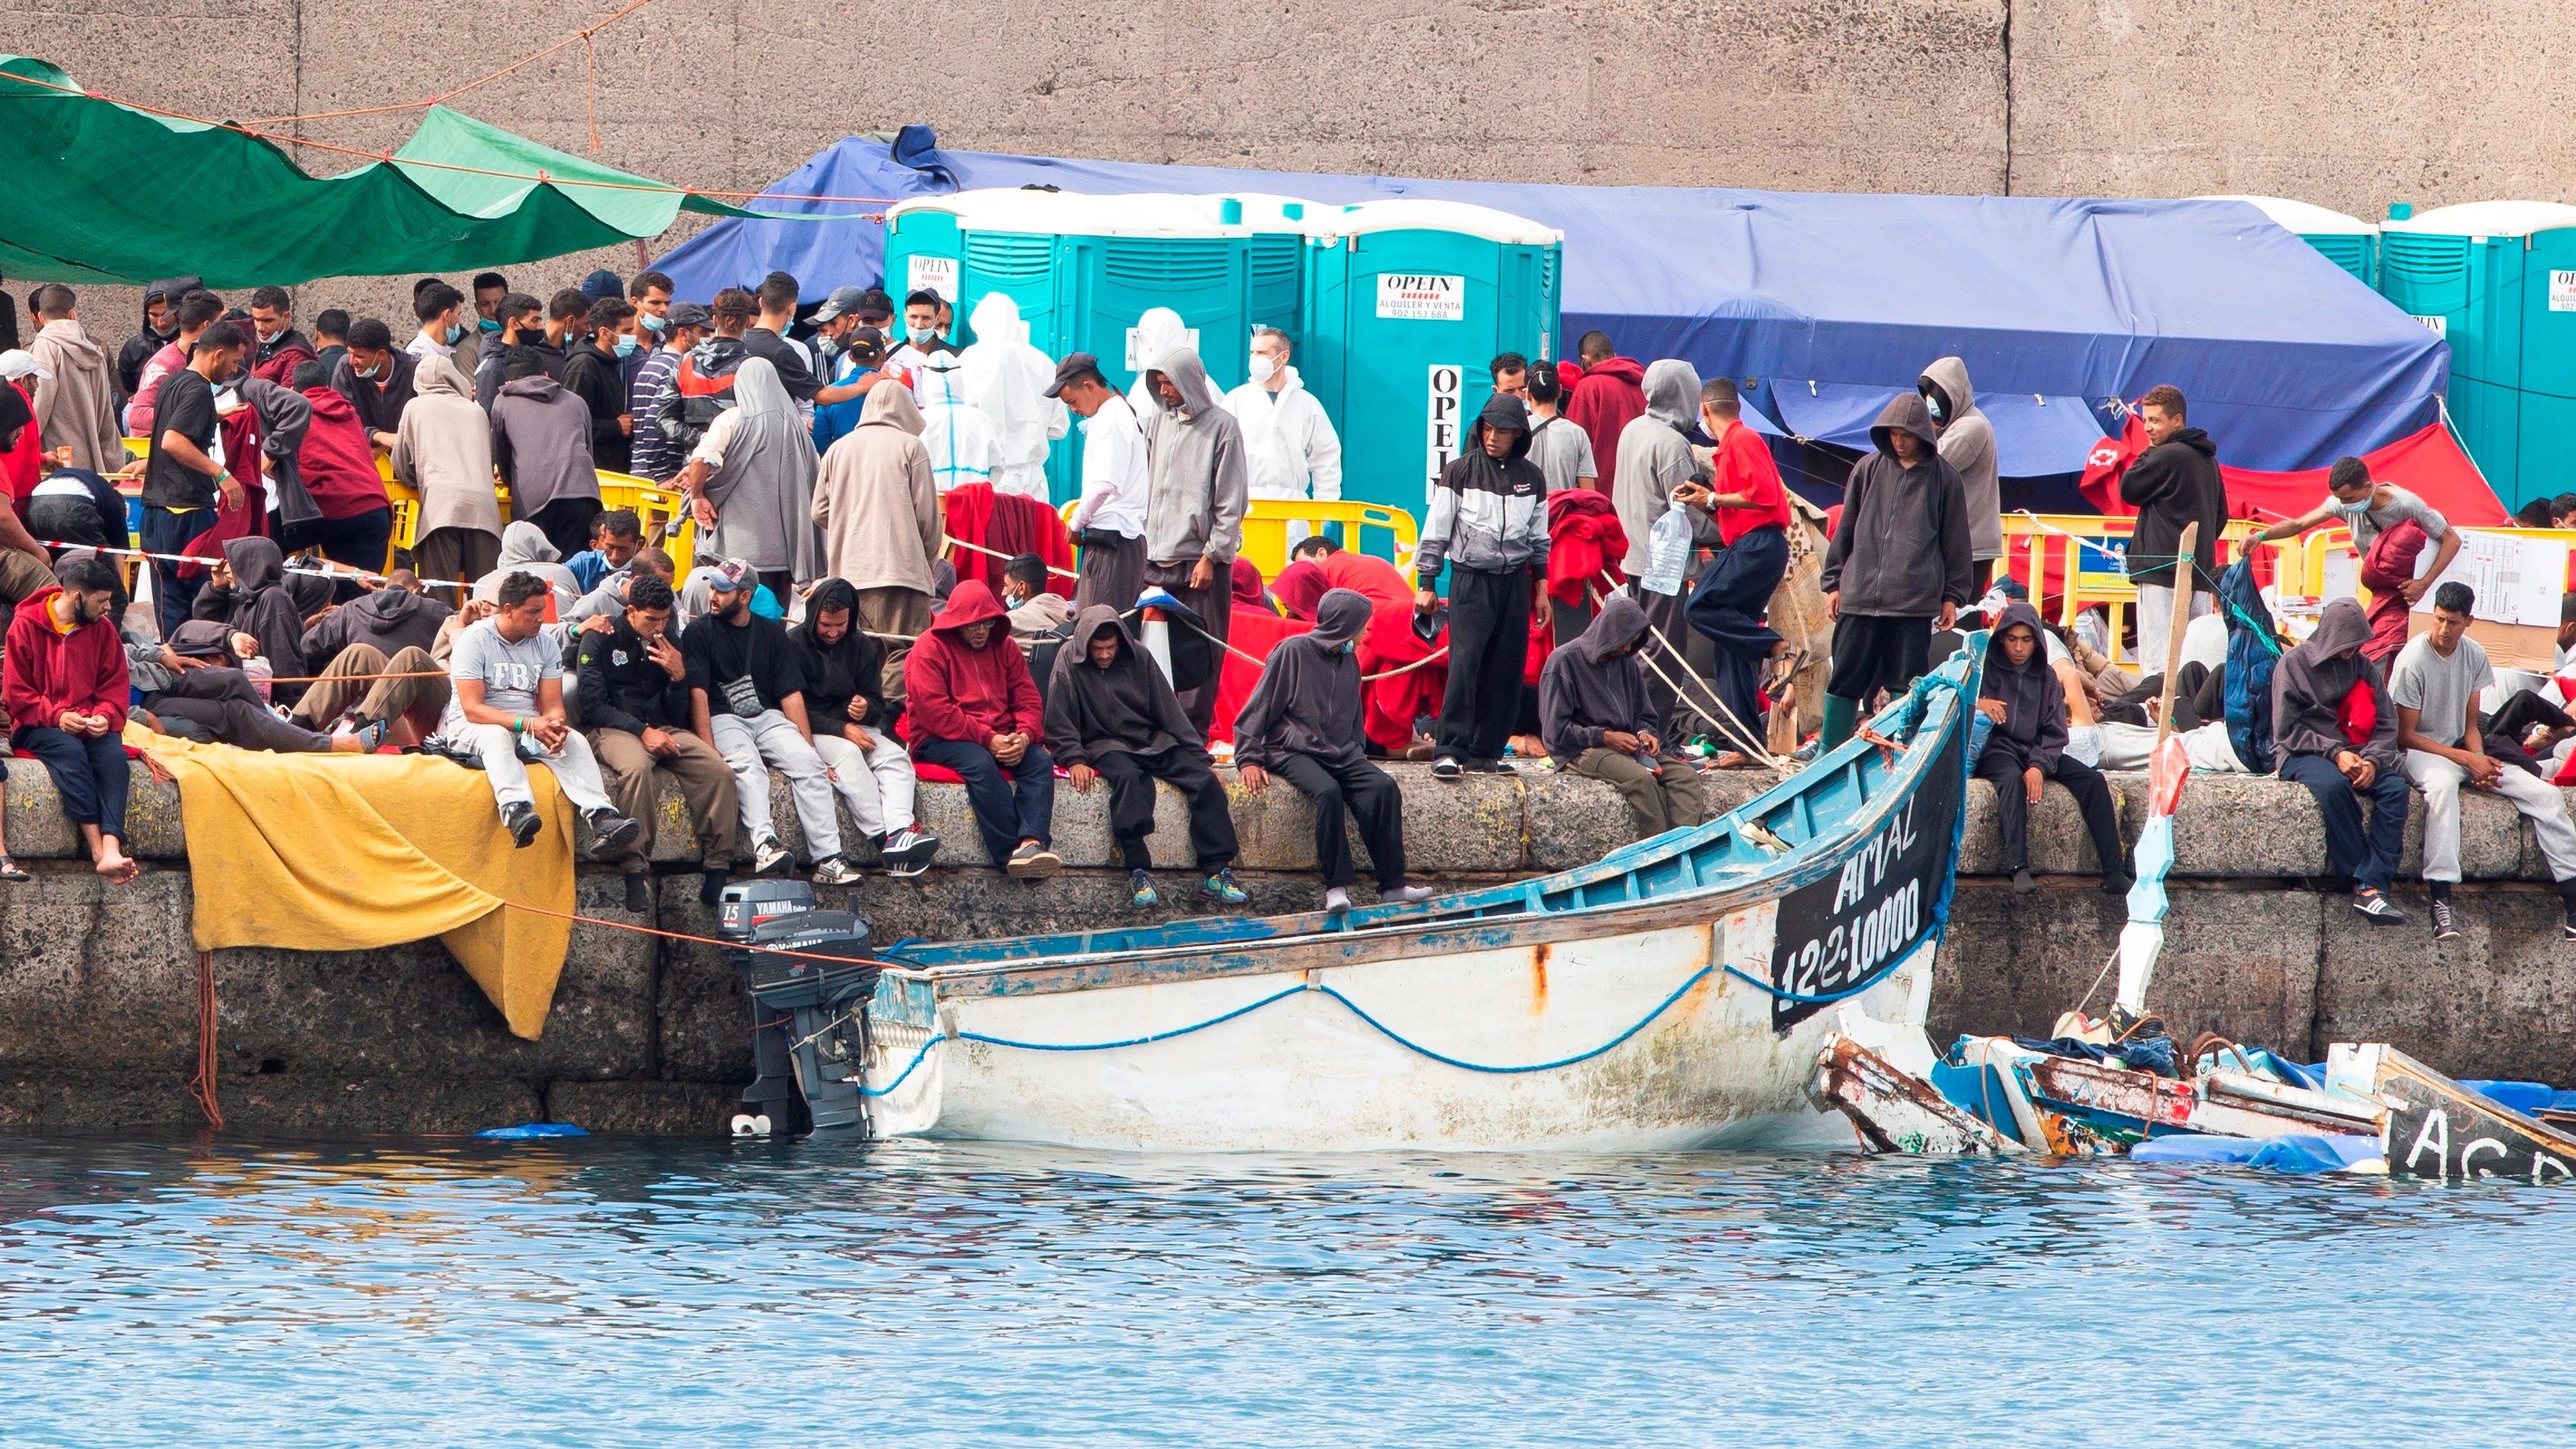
14, 0, 2576, 321
5, 761, 2574, 1137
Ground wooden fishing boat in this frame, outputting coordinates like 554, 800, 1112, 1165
836, 646, 1986, 1152
2345, 1044, 2576, 1183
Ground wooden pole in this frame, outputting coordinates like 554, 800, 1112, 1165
2152, 522, 2199, 746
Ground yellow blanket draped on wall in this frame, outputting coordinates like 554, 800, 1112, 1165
132, 728, 577, 1040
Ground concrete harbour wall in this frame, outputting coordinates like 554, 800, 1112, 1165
5, 761, 2574, 1137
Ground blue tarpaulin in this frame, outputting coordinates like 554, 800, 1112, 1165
658, 130, 2450, 474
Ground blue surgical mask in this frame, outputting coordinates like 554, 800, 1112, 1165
1004, 592, 1025, 610
639, 311, 667, 334
478, 317, 502, 334
354, 362, 382, 380
614, 337, 638, 358
445, 323, 466, 345
908, 326, 936, 347
817, 336, 842, 358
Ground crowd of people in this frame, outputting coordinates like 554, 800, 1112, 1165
0, 263, 2567, 944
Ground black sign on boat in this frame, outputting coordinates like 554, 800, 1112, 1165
2377, 1051, 2576, 1184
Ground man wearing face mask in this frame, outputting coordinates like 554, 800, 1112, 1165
1234, 588, 1438, 915
1138, 343, 1251, 736
1222, 327, 1342, 529
246, 285, 316, 387
407, 281, 469, 366
474, 293, 543, 410
884, 288, 956, 409
1049, 354, 1150, 611
805, 287, 887, 453
560, 295, 636, 474
119, 276, 199, 398
330, 317, 418, 453
627, 301, 705, 482
623, 270, 674, 393
142, 321, 250, 638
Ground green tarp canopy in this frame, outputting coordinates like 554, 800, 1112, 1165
0, 56, 807, 287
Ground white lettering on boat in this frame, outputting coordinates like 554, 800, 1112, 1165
2406, 1107, 2451, 1180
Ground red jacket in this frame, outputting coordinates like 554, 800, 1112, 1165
298, 384, 392, 520
3, 585, 130, 734
900, 580, 1044, 745
1565, 355, 1647, 500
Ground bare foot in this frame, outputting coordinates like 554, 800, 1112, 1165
94, 848, 140, 884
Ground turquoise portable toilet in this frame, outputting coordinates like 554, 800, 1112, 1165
882, 189, 1306, 502
1298, 200, 1564, 515
2197, 195, 2378, 285
2381, 201, 2576, 507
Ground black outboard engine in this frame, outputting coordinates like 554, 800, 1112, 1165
715, 880, 880, 1138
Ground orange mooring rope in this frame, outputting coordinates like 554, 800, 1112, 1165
189, 951, 224, 1130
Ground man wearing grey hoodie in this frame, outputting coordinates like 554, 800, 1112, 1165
1817, 393, 1974, 750
1613, 358, 1727, 744
1139, 344, 1250, 736
1918, 357, 2001, 589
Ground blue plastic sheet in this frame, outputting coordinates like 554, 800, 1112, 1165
2459, 1080, 2555, 1113
660, 133, 2450, 473
2131, 1133, 2381, 1173
474, 1123, 591, 1139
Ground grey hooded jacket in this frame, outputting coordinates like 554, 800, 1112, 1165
1538, 592, 1658, 761
1140, 346, 1250, 567
1919, 356, 2000, 559
2271, 597, 2400, 773
1232, 588, 1373, 769
1819, 393, 1976, 617
1613, 359, 1714, 573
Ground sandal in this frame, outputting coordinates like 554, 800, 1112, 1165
0, 856, 27, 883
1765, 646, 1809, 695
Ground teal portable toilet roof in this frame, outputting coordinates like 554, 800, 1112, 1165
887, 187, 1252, 237
2382, 200, 2576, 239
2197, 194, 2377, 285
1304, 198, 1565, 247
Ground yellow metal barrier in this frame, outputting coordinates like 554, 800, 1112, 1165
1055, 498, 1419, 580
1998, 512, 2263, 665
121, 436, 693, 576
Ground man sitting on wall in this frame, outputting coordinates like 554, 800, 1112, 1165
2272, 597, 2409, 925
2, 554, 139, 882
902, 579, 1061, 880
578, 571, 742, 912
439, 570, 643, 857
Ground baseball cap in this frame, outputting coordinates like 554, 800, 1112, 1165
1043, 352, 1102, 399
666, 301, 713, 329
810, 285, 872, 323
0, 349, 51, 383
845, 325, 887, 361
707, 558, 754, 594
855, 288, 895, 321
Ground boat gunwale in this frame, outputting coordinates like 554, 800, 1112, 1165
901, 662, 1979, 1003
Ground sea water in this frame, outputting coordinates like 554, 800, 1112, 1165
4, 1135, 2573, 1445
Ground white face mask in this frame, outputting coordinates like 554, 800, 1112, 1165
1248, 353, 1278, 384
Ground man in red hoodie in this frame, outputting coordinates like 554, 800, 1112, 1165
2, 556, 139, 882
282, 359, 394, 571
901, 578, 1061, 878
1563, 331, 1647, 502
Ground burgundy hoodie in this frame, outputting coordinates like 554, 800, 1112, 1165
1565, 355, 1648, 499
3, 585, 130, 734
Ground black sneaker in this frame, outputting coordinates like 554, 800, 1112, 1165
582, 808, 643, 860
623, 871, 653, 913
2353, 889, 2406, 925
2011, 868, 2037, 896
501, 801, 542, 849
698, 867, 729, 907
1430, 756, 1463, 780
2431, 899, 2459, 941
1465, 756, 1514, 773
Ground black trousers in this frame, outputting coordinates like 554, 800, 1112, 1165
146, 679, 333, 753
2485, 691, 2574, 783
1976, 747, 2123, 876
141, 505, 206, 642
1094, 746, 1237, 871
1684, 523, 1788, 741
280, 506, 396, 575
1434, 565, 1530, 763
1145, 559, 1233, 739
1074, 530, 1147, 613
527, 496, 603, 565
1273, 751, 1406, 889
1826, 613, 1933, 705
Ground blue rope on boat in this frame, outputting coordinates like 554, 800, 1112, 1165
860, 1033, 941, 1098
1720, 941, 1920, 1005
955, 985, 1310, 1053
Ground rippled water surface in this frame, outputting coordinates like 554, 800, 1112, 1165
4, 1134, 2574, 1445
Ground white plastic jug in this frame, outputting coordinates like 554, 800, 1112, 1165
1641, 502, 1695, 596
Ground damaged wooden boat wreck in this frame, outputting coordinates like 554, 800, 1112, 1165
727, 643, 1989, 1151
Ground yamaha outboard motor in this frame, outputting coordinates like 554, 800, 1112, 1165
715, 880, 880, 1138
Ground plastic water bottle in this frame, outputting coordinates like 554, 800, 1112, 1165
1641, 502, 1693, 596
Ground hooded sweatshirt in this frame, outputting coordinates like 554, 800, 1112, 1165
3, 584, 130, 734
393, 355, 503, 542
296, 383, 391, 521
813, 380, 940, 594
232, 377, 314, 525
901, 579, 1044, 746
1976, 601, 2067, 772
1232, 588, 1372, 770
1043, 603, 1204, 766
489, 374, 600, 516
1820, 393, 1975, 617
1537, 592, 1657, 761
193, 536, 309, 686
1918, 357, 2000, 561
787, 578, 890, 729
1418, 393, 1549, 582
117, 276, 199, 396
470, 521, 585, 614
1140, 345, 1250, 567
1223, 364, 1343, 502
1612, 359, 1711, 573
2271, 597, 2399, 773
2118, 422, 2224, 591
31, 317, 126, 473
301, 583, 454, 663
1566, 354, 1648, 502
560, 339, 632, 473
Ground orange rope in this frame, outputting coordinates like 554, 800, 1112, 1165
498, 897, 909, 968
243, 0, 667, 126
190, 951, 224, 1130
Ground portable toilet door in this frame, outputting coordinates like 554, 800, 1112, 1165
1299, 200, 1565, 516
2504, 207, 2576, 507
2379, 202, 2558, 504
2195, 195, 2378, 286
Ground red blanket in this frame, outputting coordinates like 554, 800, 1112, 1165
1210, 606, 1311, 745
1546, 487, 1626, 607
2356, 521, 2428, 664
944, 482, 1075, 599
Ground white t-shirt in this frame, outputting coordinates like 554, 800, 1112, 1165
443, 618, 562, 734
2389, 632, 2492, 750
1068, 394, 1150, 539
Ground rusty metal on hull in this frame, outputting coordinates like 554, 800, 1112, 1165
1809, 1033, 2018, 1155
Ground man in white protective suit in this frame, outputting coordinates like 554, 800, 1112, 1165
959, 293, 1069, 502
915, 349, 996, 495
1222, 326, 1342, 522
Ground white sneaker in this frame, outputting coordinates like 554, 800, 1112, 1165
1324, 886, 1352, 914
751, 838, 793, 875
1382, 884, 1438, 905
810, 856, 864, 886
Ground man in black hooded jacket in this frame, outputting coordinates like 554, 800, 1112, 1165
1235, 588, 1438, 915
1977, 601, 2127, 896
1541, 593, 1707, 837
118, 276, 199, 397
1818, 393, 1973, 750
2118, 384, 2225, 677
1044, 603, 1247, 909
1415, 393, 1549, 777
2273, 597, 2409, 924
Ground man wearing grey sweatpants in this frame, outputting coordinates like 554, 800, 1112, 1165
681, 559, 861, 885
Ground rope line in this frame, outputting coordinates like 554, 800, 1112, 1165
40, 538, 476, 591
189, 950, 224, 1130
861, 1033, 940, 1097
243, 0, 669, 125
